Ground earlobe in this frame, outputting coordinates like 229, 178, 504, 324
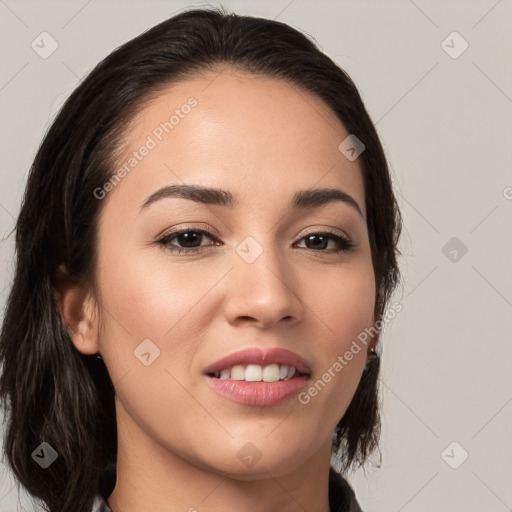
365, 306, 381, 366
52, 264, 100, 355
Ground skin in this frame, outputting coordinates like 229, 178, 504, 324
55, 68, 377, 512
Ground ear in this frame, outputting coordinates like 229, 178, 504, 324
52, 264, 100, 355
365, 304, 381, 364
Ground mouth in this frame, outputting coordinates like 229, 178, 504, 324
207, 363, 307, 382
203, 347, 311, 407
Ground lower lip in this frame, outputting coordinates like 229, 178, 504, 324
205, 375, 308, 407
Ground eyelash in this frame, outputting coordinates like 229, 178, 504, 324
156, 228, 355, 255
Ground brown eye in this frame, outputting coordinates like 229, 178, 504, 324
157, 229, 219, 254
156, 229, 354, 255
295, 233, 354, 253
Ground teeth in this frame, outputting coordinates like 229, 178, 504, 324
286, 366, 296, 379
262, 364, 280, 382
231, 365, 245, 380
213, 364, 300, 381
219, 369, 231, 380
245, 364, 262, 381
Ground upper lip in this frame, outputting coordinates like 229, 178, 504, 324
204, 347, 311, 376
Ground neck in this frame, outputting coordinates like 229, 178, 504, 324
107, 403, 332, 512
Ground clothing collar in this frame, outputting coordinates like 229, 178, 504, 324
92, 467, 363, 512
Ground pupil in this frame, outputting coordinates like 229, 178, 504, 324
307, 234, 327, 249
179, 232, 200, 247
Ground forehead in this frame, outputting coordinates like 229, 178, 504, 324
103, 68, 366, 219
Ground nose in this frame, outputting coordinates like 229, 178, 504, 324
222, 241, 304, 330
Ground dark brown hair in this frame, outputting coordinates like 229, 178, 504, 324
0, 6, 401, 512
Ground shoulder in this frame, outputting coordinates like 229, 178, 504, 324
329, 466, 365, 512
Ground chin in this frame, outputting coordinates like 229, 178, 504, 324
191, 438, 320, 481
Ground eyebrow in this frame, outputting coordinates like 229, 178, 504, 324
139, 184, 363, 218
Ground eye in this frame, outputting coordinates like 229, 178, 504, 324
156, 228, 355, 254
293, 232, 355, 253
156, 228, 219, 254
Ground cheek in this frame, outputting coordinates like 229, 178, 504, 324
297, 260, 376, 417
309, 260, 376, 353
94, 250, 220, 451
94, 235, 228, 386
98, 228, 202, 327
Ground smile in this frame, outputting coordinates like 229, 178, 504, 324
210, 363, 301, 382
204, 347, 311, 406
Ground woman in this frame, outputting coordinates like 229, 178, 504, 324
0, 7, 401, 512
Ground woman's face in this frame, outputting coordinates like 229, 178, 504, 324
90, 69, 376, 478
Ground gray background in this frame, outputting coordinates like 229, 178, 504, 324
1, 0, 511, 511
